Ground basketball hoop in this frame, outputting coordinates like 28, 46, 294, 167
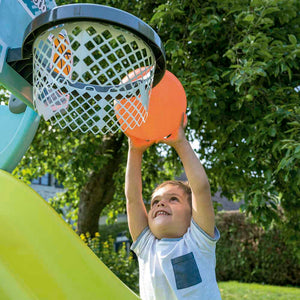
22, 4, 166, 134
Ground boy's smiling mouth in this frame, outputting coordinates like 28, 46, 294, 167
154, 210, 171, 218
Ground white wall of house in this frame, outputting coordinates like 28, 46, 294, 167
30, 183, 65, 201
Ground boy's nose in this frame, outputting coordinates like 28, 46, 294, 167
157, 201, 165, 207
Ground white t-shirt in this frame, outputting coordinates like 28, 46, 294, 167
131, 219, 221, 300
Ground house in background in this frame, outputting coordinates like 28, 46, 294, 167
31, 173, 64, 201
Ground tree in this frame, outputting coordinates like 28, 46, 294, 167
148, 0, 299, 238
8, 0, 299, 240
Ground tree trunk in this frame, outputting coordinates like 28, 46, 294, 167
77, 134, 125, 235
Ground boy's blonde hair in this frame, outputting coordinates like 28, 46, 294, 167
151, 180, 192, 208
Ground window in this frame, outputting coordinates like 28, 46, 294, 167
31, 174, 64, 188
31, 174, 51, 186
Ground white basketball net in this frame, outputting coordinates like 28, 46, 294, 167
32, 21, 156, 134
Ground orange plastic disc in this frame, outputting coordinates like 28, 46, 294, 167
123, 70, 186, 141
114, 96, 146, 130
52, 32, 72, 76
114, 67, 151, 131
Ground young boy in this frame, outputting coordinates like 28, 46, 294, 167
125, 120, 221, 300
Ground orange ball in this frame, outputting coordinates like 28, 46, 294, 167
123, 70, 186, 141
114, 67, 151, 131
52, 32, 72, 76
114, 96, 147, 130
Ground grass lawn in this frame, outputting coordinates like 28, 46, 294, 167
218, 281, 300, 299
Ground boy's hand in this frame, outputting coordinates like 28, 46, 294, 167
128, 136, 154, 153
128, 112, 187, 151
158, 113, 188, 148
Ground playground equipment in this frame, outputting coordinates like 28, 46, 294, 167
0, 169, 138, 299
0, 96, 39, 173
0, 1, 167, 298
29, 6, 165, 134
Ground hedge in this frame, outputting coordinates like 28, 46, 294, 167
215, 211, 299, 286
80, 231, 139, 293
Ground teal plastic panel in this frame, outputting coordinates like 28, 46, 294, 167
0, 105, 40, 172
0, 0, 57, 107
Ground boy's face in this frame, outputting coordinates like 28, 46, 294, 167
148, 184, 192, 240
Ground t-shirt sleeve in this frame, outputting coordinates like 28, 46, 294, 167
189, 218, 220, 253
130, 226, 155, 259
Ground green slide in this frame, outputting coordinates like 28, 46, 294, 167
0, 170, 139, 299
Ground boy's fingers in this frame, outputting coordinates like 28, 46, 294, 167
129, 135, 154, 148
128, 113, 187, 146
183, 113, 188, 128
156, 113, 187, 144
180, 112, 187, 129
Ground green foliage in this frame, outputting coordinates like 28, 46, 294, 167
49, 188, 79, 228
80, 232, 139, 293
99, 222, 130, 241
149, 0, 300, 238
0, 85, 9, 104
9, 0, 299, 238
216, 211, 299, 286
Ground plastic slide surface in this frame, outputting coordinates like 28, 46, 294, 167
0, 170, 139, 299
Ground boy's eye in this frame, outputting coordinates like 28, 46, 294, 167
170, 197, 179, 202
152, 200, 159, 206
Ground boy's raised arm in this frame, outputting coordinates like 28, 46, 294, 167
162, 117, 216, 237
125, 138, 150, 242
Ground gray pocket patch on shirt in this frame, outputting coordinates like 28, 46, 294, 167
171, 252, 202, 290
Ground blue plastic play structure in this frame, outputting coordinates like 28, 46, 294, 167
0, 0, 52, 172
0, 103, 39, 172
